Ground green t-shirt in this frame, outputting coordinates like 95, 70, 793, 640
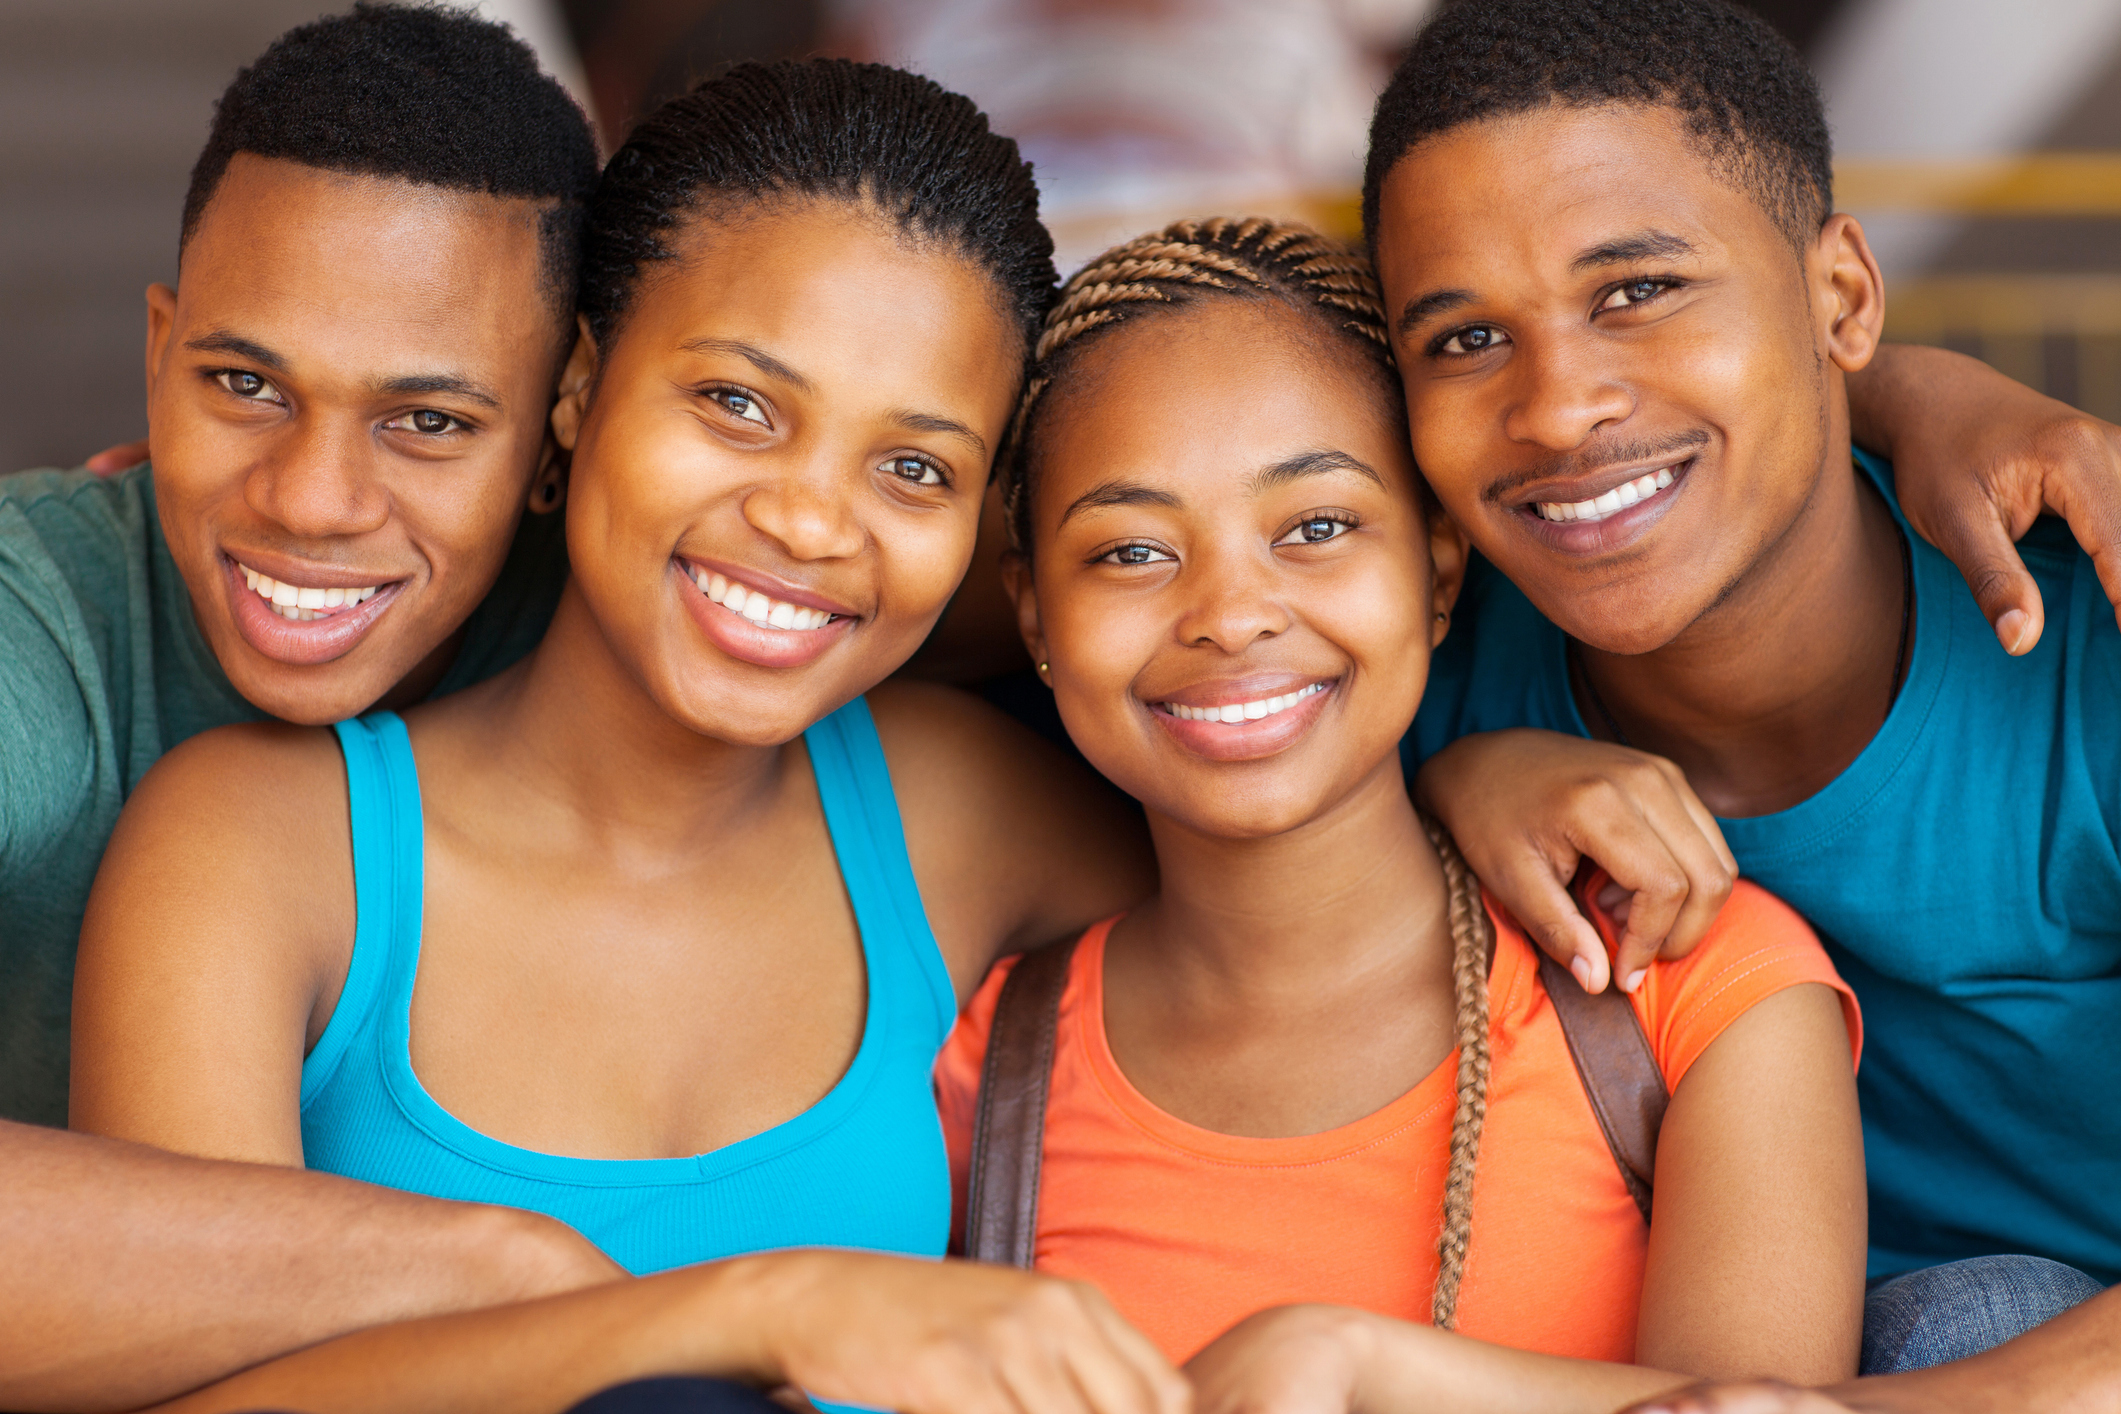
0, 463, 567, 1125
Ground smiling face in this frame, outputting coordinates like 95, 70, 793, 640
1014, 297, 1461, 839
146, 155, 566, 723
550, 197, 1020, 747
1373, 102, 1879, 656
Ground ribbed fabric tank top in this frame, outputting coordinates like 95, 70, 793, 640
301, 698, 959, 1276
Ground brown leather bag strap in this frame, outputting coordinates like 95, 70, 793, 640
963, 937, 1079, 1268
1535, 948, 1668, 1223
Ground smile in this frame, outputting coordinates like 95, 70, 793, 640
1157, 681, 1328, 723
688, 565, 843, 632
238, 561, 384, 622
1532, 465, 1678, 524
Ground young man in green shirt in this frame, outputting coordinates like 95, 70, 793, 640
0, 8, 634, 1406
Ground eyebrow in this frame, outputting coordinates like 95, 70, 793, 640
1249, 448, 1383, 494
889, 408, 987, 457
185, 331, 285, 371
374, 373, 502, 410
681, 337, 814, 393
1058, 478, 1182, 528
1396, 289, 1475, 337
1572, 229, 1698, 271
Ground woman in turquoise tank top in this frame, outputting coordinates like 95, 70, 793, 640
70, 62, 1183, 1414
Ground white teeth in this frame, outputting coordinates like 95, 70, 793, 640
1164, 681, 1327, 723
690, 565, 839, 632
237, 562, 379, 620
1535, 466, 1680, 524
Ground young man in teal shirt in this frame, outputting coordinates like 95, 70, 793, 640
1364, 0, 2117, 1392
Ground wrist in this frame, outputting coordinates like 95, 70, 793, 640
449, 1202, 625, 1303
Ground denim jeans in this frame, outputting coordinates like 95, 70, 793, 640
566, 1378, 792, 1414
1862, 1253, 2107, 1374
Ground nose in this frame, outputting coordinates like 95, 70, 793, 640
1501, 329, 1636, 452
1174, 541, 1291, 655
741, 455, 867, 564
243, 419, 392, 542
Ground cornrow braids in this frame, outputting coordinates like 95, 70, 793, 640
580, 59, 1055, 362
1423, 814, 1496, 1332
1005, 216, 1396, 554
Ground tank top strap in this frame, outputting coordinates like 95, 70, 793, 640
803, 696, 957, 1048
303, 712, 426, 1105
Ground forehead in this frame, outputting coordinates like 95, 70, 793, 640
178, 155, 554, 379
1374, 103, 1777, 292
1039, 298, 1409, 491
636, 199, 1021, 419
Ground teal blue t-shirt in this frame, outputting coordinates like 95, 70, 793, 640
0, 463, 567, 1126
1408, 452, 2121, 1283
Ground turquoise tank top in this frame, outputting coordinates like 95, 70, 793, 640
301, 698, 959, 1276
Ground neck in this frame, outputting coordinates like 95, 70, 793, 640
1125, 755, 1451, 1002
1575, 441, 1907, 818
455, 581, 793, 849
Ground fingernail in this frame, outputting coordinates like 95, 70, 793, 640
1571, 956, 1594, 991
1998, 608, 2030, 654
1622, 969, 1646, 993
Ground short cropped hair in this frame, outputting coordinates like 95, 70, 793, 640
1363, 0, 1833, 251
181, 2, 601, 327
580, 59, 1055, 361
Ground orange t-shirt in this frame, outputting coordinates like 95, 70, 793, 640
936, 882, 1861, 1365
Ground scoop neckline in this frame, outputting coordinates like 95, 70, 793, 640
1074, 910, 1529, 1166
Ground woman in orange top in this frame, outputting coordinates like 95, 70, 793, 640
936, 218, 1867, 1413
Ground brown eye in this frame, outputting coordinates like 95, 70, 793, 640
882, 455, 945, 487
409, 410, 458, 434
216, 370, 277, 400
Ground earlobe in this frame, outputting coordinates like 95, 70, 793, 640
1817, 214, 1885, 376
549, 316, 600, 453
1000, 551, 1051, 681
526, 439, 568, 515
1426, 506, 1471, 650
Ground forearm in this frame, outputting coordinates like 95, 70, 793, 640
0, 1121, 622, 1413
1337, 1309, 1691, 1414
1825, 1284, 2121, 1414
1844, 344, 1963, 464
150, 1256, 783, 1414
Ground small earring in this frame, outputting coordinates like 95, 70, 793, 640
1038, 661, 1050, 675
1435, 610, 1448, 622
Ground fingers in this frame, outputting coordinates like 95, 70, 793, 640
1495, 851, 1611, 994
2032, 420, 2121, 641
1620, 1379, 1839, 1414
1068, 1286, 1191, 1414
85, 439, 150, 477
1561, 761, 1732, 989
1927, 497, 2048, 655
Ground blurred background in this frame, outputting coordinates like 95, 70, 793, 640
3, 0, 2118, 472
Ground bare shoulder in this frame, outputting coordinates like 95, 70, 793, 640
87, 720, 354, 984
864, 682, 1152, 992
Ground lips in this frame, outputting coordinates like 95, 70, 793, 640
1511, 455, 1695, 553
675, 557, 859, 670
1147, 676, 1339, 762
222, 553, 406, 666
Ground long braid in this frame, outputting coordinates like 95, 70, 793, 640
1423, 815, 1495, 1331
1004, 216, 1395, 552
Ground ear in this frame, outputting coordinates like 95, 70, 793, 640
999, 550, 1052, 684
144, 283, 177, 406
548, 315, 600, 453
1425, 501, 1470, 650
525, 437, 568, 516
1813, 214, 1885, 377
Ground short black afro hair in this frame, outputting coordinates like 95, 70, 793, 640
181, 2, 600, 328
1363, 0, 1833, 252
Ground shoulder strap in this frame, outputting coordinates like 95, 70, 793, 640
1534, 949, 1668, 1222
963, 936, 1079, 1268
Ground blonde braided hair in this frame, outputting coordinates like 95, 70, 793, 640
1424, 814, 1495, 1330
1003, 216, 1395, 553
